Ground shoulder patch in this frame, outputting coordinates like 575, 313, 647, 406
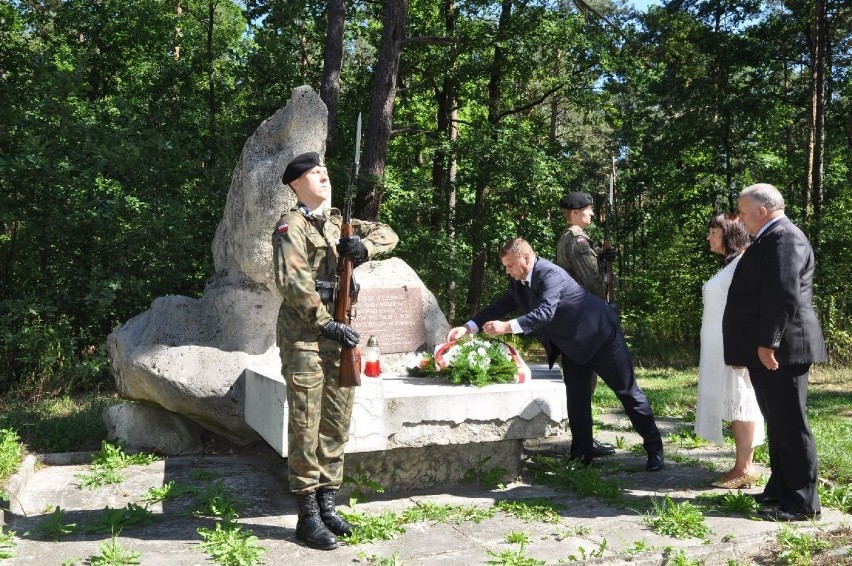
275, 222, 289, 234
575, 236, 587, 245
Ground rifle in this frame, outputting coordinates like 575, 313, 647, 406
335, 113, 363, 387
603, 156, 617, 308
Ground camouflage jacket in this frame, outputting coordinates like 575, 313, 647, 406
556, 224, 606, 300
272, 205, 398, 345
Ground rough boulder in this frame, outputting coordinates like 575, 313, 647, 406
107, 86, 448, 448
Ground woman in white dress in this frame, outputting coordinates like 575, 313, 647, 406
695, 213, 765, 488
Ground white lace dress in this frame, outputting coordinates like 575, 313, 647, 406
694, 254, 765, 446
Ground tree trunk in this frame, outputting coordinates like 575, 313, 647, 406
174, 1, 182, 61
465, 0, 511, 313
321, 0, 345, 154
431, 0, 459, 319
355, 0, 409, 221
783, 57, 797, 208
807, 0, 827, 230
206, 0, 217, 187
446, 108, 458, 321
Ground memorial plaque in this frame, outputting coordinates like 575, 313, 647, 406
351, 287, 425, 353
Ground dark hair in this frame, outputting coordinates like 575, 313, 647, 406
708, 213, 750, 266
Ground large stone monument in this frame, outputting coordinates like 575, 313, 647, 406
107, 87, 568, 489
106, 86, 449, 452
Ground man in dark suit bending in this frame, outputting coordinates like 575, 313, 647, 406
723, 183, 826, 521
447, 237, 663, 471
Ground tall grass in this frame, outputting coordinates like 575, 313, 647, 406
593, 366, 852, 487
0, 393, 116, 453
0, 428, 24, 484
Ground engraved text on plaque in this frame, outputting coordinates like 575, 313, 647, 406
351, 287, 425, 353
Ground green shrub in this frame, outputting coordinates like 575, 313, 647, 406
0, 428, 24, 482
0, 299, 109, 397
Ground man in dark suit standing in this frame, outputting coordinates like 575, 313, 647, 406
447, 237, 663, 471
723, 183, 826, 521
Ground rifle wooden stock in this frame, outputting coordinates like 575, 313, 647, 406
605, 159, 617, 306
335, 222, 361, 387
603, 241, 615, 305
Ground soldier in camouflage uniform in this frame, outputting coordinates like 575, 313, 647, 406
273, 152, 398, 550
556, 192, 615, 300
557, 192, 618, 457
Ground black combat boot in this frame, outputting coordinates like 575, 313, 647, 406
296, 493, 339, 550
316, 488, 353, 537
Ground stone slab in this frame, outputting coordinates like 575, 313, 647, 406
103, 402, 204, 455
245, 364, 568, 460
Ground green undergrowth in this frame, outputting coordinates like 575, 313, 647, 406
88, 534, 142, 565
643, 495, 711, 540
494, 498, 563, 523
26, 506, 76, 540
24, 462, 265, 566
0, 525, 15, 560
776, 525, 830, 565
0, 392, 116, 454
75, 441, 159, 490
485, 536, 544, 566
694, 490, 761, 516
342, 497, 573, 546
525, 454, 624, 506
197, 520, 266, 566
0, 428, 24, 485
594, 366, 852, 490
139, 480, 198, 504
399, 500, 495, 524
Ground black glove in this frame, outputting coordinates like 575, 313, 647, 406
336, 236, 368, 265
601, 247, 617, 262
321, 321, 360, 349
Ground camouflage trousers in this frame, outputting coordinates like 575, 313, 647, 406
281, 338, 355, 495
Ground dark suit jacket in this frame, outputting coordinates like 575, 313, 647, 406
471, 258, 619, 366
723, 217, 827, 367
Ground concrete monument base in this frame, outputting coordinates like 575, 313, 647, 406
245, 364, 568, 492
344, 440, 523, 493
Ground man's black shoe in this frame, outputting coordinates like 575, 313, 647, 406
752, 492, 779, 506
645, 451, 664, 472
757, 507, 821, 522
592, 438, 615, 457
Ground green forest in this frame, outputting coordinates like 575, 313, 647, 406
1, 0, 850, 398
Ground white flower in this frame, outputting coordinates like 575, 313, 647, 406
466, 350, 490, 370
443, 345, 461, 364
496, 343, 512, 360
405, 352, 426, 369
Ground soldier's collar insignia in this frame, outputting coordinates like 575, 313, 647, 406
297, 203, 314, 218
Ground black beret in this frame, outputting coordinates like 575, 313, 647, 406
282, 152, 322, 185
559, 191, 594, 210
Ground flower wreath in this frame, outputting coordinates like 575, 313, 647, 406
406, 336, 530, 387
